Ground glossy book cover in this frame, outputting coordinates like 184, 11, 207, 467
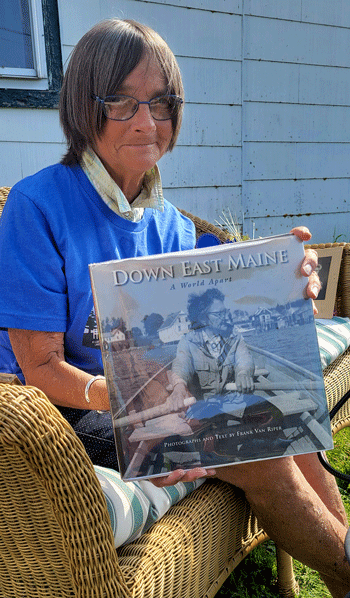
89, 233, 332, 480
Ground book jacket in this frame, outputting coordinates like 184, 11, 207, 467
89, 233, 333, 480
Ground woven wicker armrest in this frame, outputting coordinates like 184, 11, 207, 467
0, 382, 303, 598
323, 347, 350, 434
117, 479, 267, 598
0, 186, 10, 217
0, 382, 276, 598
0, 383, 131, 598
177, 207, 233, 243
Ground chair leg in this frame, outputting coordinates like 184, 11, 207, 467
276, 546, 299, 597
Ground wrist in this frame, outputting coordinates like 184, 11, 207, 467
84, 375, 109, 410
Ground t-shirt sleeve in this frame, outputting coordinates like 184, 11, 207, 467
0, 188, 68, 331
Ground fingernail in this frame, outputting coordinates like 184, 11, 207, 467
311, 285, 319, 298
304, 264, 312, 276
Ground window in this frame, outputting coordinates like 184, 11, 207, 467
0, 0, 43, 78
0, 0, 62, 108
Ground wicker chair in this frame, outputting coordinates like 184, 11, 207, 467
0, 184, 349, 598
306, 242, 350, 432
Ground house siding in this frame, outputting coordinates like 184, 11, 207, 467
241, 2, 350, 241
0, 0, 349, 243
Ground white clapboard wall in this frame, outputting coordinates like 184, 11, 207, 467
0, 0, 349, 243
241, 0, 350, 242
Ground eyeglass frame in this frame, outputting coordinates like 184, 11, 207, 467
206, 308, 232, 320
91, 93, 184, 122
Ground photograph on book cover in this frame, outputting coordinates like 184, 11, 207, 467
90, 233, 333, 481
314, 246, 344, 319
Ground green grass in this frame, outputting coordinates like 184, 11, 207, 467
216, 427, 350, 597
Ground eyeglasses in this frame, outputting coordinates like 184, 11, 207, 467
206, 308, 231, 320
92, 93, 183, 122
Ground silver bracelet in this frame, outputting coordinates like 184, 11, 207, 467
84, 375, 105, 404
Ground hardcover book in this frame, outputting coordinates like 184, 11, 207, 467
89, 233, 333, 480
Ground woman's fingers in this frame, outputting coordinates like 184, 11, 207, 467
306, 270, 321, 299
301, 248, 318, 278
301, 249, 321, 307
290, 228, 321, 306
290, 226, 312, 242
151, 467, 216, 488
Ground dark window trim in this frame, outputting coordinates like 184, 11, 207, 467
0, 0, 62, 108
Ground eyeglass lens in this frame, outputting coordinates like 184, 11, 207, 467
103, 95, 181, 121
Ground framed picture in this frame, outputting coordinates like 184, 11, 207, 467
314, 246, 344, 318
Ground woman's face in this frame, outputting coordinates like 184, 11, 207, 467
93, 55, 173, 198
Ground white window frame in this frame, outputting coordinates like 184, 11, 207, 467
0, 0, 62, 106
0, 0, 47, 80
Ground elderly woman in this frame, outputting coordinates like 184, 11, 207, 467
0, 18, 348, 597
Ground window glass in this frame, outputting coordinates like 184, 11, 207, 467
0, 0, 62, 106
0, 0, 34, 70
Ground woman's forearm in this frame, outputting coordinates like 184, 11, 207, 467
32, 358, 110, 410
8, 328, 110, 410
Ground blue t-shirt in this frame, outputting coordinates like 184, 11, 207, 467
0, 163, 196, 381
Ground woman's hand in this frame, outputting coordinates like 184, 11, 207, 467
151, 466, 216, 488
290, 227, 321, 314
